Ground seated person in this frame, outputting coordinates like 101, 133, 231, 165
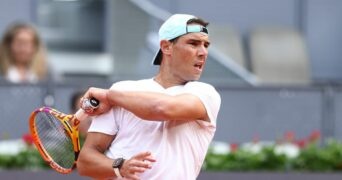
0, 22, 48, 83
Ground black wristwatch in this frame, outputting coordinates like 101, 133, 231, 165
112, 158, 125, 178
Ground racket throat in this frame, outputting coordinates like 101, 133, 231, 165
61, 119, 81, 153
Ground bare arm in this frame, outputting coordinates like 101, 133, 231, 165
81, 87, 208, 122
77, 132, 116, 178
77, 132, 156, 179
107, 90, 208, 121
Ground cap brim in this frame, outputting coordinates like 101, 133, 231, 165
152, 49, 162, 65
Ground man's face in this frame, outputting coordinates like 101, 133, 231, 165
168, 32, 210, 82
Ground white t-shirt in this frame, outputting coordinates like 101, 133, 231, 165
6, 66, 38, 83
88, 78, 221, 180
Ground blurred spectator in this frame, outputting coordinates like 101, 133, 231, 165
0, 22, 48, 83
71, 90, 92, 137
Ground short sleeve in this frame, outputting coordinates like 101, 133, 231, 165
88, 108, 119, 135
87, 81, 128, 135
185, 82, 221, 126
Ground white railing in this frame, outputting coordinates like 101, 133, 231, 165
129, 0, 259, 85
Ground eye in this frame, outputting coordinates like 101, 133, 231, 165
204, 42, 210, 48
189, 41, 197, 46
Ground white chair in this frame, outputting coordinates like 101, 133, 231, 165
249, 27, 311, 85
210, 24, 246, 68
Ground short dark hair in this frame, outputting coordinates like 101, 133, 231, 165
187, 18, 209, 27
169, 17, 209, 43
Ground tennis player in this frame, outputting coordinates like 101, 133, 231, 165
77, 14, 221, 180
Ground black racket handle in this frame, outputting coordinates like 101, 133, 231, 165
81, 98, 99, 113
76, 98, 100, 120
89, 98, 100, 108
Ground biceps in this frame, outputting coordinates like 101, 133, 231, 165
83, 132, 115, 153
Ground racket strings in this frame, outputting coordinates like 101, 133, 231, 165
35, 112, 75, 169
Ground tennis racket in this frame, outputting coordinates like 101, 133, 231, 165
29, 98, 99, 174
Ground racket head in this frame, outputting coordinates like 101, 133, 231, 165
29, 107, 80, 174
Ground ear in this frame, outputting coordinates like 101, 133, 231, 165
160, 40, 172, 55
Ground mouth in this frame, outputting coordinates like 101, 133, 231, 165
194, 62, 204, 71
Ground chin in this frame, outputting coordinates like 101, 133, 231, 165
187, 76, 201, 82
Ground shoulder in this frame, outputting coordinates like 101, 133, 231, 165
185, 81, 219, 94
185, 82, 221, 125
185, 81, 221, 103
110, 80, 135, 89
110, 79, 152, 90
186, 81, 212, 87
7, 66, 17, 75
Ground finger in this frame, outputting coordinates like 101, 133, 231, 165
144, 155, 157, 162
81, 99, 95, 113
125, 173, 140, 180
130, 160, 152, 169
129, 166, 148, 173
79, 97, 84, 110
83, 87, 99, 101
132, 151, 152, 160
82, 89, 92, 99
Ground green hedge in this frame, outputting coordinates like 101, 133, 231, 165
204, 139, 342, 172
0, 147, 48, 170
1, 132, 342, 172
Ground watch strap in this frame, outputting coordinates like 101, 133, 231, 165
113, 167, 123, 178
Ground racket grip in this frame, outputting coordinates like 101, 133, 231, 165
81, 98, 99, 112
89, 98, 99, 108
75, 109, 88, 121
75, 98, 100, 120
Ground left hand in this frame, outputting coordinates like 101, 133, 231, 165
120, 151, 156, 180
81, 87, 112, 116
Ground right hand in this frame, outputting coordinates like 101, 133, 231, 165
80, 87, 112, 116
120, 152, 156, 180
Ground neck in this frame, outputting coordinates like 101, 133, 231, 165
14, 58, 31, 67
13, 61, 31, 81
14, 61, 30, 70
154, 72, 187, 89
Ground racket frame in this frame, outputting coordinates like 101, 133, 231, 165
29, 107, 81, 174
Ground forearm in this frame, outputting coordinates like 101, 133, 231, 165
107, 90, 169, 120
77, 148, 115, 178
106, 90, 207, 121
78, 144, 157, 179
77, 132, 116, 179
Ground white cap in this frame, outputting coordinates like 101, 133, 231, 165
152, 14, 209, 65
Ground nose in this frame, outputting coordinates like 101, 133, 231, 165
197, 44, 208, 57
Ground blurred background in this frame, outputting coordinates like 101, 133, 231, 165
0, 0, 342, 178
